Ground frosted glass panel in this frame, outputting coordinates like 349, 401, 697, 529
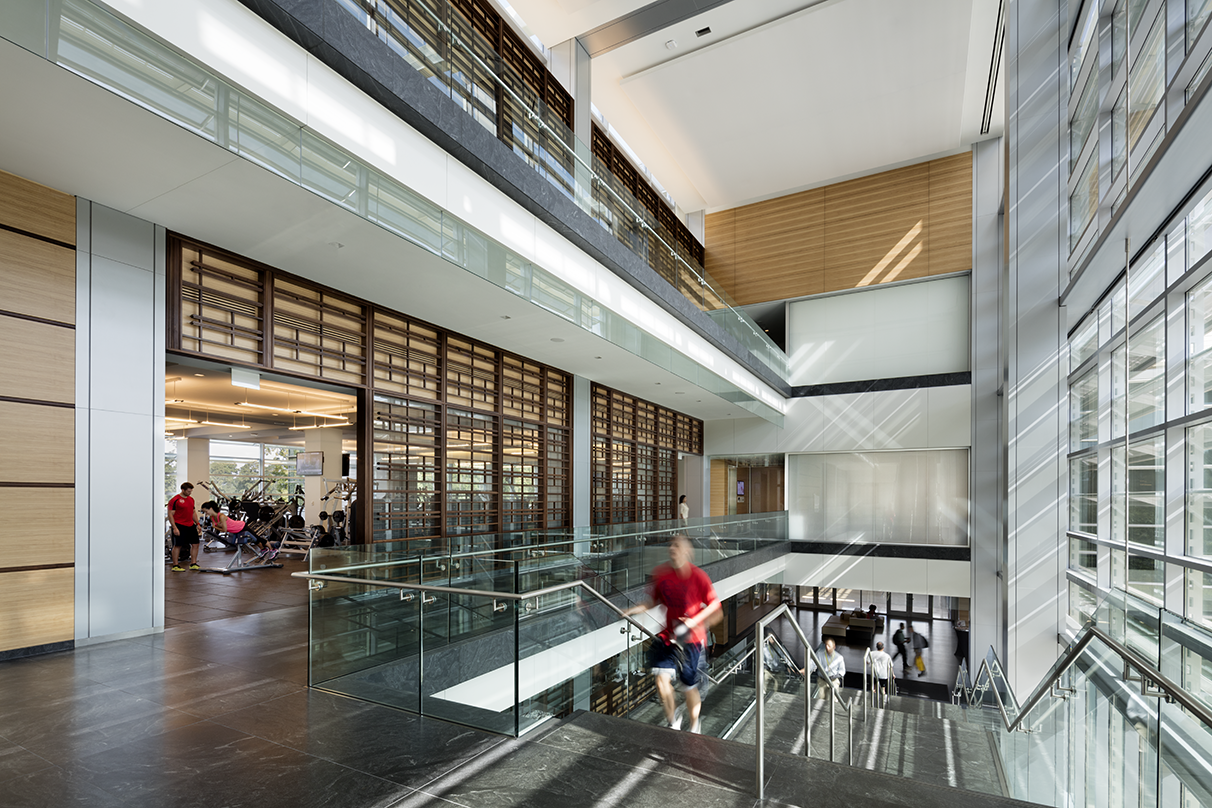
789, 449, 968, 545
787, 275, 970, 386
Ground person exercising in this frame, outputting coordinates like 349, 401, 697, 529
199, 501, 275, 560
167, 483, 200, 571
624, 534, 721, 733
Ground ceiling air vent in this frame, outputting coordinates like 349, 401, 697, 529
695, 26, 711, 37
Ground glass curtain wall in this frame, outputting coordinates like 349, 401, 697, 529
1067, 178, 1212, 630
1065, 0, 1212, 264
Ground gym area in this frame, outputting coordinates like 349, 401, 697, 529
164, 360, 359, 623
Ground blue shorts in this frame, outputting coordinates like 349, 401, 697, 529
231, 529, 259, 545
648, 639, 703, 688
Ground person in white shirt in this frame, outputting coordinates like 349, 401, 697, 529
811, 637, 846, 699
678, 494, 689, 523
869, 641, 894, 702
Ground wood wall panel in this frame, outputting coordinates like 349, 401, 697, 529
0, 489, 74, 569
705, 153, 972, 305
0, 169, 76, 246
824, 162, 931, 289
0, 317, 75, 403
710, 459, 728, 517
0, 229, 76, 324
734, 190, 825, 304
703, 209, 736, 293
0, 569, 75, 652
0, 401, 74, 483
928, 153, 975, 276
0, 169, 75, 657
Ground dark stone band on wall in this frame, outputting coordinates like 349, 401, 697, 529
234, 0, 790, 396
789, 371, 971, 398
788, 542, 970, 562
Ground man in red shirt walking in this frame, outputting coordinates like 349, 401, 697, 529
625, 534, 721, 734
167, 482, 200, 571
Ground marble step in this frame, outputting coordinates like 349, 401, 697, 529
726, 692, 1008, 798
549, 709, 1037, 808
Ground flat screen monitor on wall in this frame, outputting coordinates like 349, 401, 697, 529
297, 451, 324, 476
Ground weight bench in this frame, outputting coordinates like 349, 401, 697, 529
198, 529, 282, 575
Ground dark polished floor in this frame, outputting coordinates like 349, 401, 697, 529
163, 546, 310, 627
0, 551, 1018, 807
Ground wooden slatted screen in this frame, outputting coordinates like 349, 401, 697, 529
589, 383, 703, 525
168, 234, 572, 550
273, 278, 366, 385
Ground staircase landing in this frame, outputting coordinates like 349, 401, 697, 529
408, 710, 1040, 808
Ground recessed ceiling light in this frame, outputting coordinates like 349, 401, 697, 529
551, 338, 564, 343
675, 391, 685, 395
595, 356, 602, 360
655, 382, 661, 385
501, 315, 512, 320
665, 39, 677, 50
194, 373, 204, 377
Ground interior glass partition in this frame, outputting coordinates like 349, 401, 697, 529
301, 513, 789, 735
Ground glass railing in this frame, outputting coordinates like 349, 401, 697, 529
308, 512, 790, 598
328, 0, 788, 380
957, 589, 1212, 808
298, 513, 788, 734
7, 0, 788, 423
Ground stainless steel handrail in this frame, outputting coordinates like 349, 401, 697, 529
753, 604, 857, 800
964, 625, 1212, 735
291, 569, 660, 643
308, 514, 786, 576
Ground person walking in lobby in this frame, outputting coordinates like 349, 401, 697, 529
623, 534, 721, 734
892, 622, 909, 671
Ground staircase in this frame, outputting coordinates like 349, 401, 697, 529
476, 710, 1039, 808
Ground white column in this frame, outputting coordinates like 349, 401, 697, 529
304, 427, 344, 524
178, 437, 210, 491
1004, 0, 1068, 694
75, 202, 165, 640
572, 375, 591, 532
969, 137, 1003, 666
679, 455, 705, 519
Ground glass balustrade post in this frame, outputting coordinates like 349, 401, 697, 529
755, 620, 765, 800
418, 582, 425, 716
804, 645, 811, 758
514, 560, 521, 738
830, 685, 836, 763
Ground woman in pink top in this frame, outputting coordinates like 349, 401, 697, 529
200, 501, 276, 560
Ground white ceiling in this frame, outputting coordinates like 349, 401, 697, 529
512, 0, 1003, 211
0, 37, 757, 423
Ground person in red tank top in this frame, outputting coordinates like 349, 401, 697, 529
624, 534, 721, 734
167, 483, 199, 571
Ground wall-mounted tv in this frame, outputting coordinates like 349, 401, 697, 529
296, 451, 324, 476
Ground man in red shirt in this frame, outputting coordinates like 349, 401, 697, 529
625, 534, 721, 733
167, 482, 200, 571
